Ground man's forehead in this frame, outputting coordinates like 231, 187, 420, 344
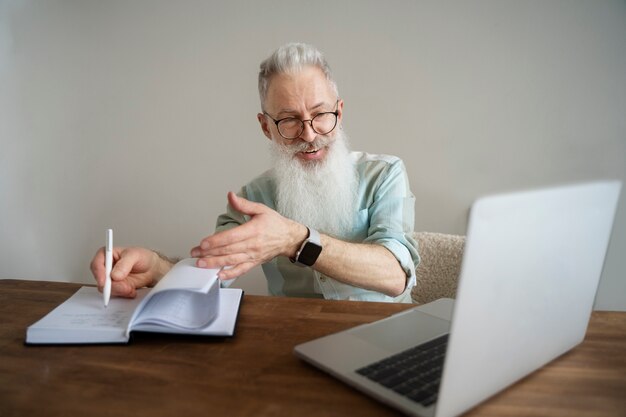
264, 66, 336, 113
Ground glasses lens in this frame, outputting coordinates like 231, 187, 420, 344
312, 112, 337, 135
277, 118, 303, 139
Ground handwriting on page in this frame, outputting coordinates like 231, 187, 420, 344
36, 287, 147, 330
63, 311, 129, 328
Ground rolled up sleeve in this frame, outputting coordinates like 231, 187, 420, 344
362, 158, 420, 291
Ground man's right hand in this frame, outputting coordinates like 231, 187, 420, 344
90, 247, 172, 298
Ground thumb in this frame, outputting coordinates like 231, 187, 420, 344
228, 191, 269, 217
110, 250, 140, 281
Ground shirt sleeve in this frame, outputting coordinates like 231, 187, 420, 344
363, 158, 420, 291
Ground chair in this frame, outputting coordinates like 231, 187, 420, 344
411, 232, 465, 305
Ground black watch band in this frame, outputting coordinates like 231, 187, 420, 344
291, 227, 322, 267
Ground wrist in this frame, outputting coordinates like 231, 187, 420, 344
287, 222, 309, 259
150, 251, 177, 287
290, 226, 323, 267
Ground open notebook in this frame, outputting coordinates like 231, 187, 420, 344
26, 258, 243, 344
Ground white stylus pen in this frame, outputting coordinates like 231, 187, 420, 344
104, 229, 113, 307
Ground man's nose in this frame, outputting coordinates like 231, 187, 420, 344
299, 121, 317, 142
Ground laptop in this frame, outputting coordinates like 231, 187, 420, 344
294, 180, 621, 417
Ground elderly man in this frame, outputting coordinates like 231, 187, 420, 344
91, 43, 419, 303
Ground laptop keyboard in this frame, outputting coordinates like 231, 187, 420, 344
356, 334, 449, 407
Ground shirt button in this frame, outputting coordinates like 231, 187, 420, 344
320, 275, 326, 282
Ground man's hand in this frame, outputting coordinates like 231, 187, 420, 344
190, 192, 307, 280
90, 247, 171, 298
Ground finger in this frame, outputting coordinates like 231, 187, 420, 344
90, 247, 106, 288
217, 262, 255, 280
190, 245, 202, 258
196, 253, 255, 269
111, 280, 137, 298
193, 240, 252, 258
199, 222, 257, 250
228, 191, 270, 217
110, 249, 143, 281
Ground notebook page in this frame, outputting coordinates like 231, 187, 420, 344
131, 288, 242, 337
127, 259, 220, 334
131, 282, 219, 330
26, 287, 150, 344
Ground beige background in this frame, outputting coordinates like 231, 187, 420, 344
1, 1, 625, 309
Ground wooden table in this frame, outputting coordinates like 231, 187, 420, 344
1, 279, 625, 417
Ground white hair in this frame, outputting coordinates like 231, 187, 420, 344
270, 129, 358, 239
258, 42, 339, 109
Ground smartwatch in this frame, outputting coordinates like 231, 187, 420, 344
291, 227, 322, 267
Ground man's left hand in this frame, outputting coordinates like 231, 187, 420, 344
190, 191, 307, 280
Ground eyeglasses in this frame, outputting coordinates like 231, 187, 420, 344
263, 100, 339, 140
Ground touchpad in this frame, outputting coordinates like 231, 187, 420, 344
349, 310, 451, 353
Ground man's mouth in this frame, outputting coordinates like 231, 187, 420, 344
288, 137, 332, 161
295, 145, 327, 161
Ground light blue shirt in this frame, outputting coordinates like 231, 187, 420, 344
216, 152, 420, 303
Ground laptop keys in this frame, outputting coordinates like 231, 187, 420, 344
356, 334, 449, 407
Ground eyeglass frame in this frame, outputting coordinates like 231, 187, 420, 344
262, 99, 340, 140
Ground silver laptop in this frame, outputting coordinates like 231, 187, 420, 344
294, 181, 621, 417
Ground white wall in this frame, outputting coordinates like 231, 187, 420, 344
1, 0, 625, 309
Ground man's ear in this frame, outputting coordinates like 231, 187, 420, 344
257, 113, 272, 140
336, 99, 344, 126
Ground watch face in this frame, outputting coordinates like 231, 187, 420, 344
299, 242, 323, 266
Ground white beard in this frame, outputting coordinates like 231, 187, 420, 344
270, 129, 358, 239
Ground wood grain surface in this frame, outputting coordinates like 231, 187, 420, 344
1, 279, 624, 417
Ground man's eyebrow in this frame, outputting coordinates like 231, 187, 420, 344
276, 102, 329, 117
309, 102, 327, 111
275, 108, 298, 117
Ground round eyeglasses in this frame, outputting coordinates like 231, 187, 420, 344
263, 100, 339, 140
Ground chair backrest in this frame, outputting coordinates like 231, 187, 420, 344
411, 232, 465, 304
